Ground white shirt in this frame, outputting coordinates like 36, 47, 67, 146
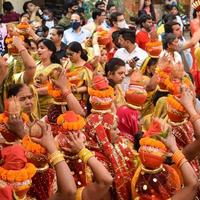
45, 20, 55, 29
160, 50, 182, 65
114, 45, 148, 91
114, 45, 148, 74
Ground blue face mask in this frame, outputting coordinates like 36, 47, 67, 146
71, 21, 81, 30
43, 14, 49, 21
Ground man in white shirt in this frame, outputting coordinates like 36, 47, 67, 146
62, 12, 90, 45
114, 29, 148, 90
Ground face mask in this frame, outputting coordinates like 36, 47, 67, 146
71, 21, 81, 30
117, 20, 128, 29
43, 15, 49, 21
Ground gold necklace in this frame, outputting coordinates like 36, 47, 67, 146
141, 164, 164, 174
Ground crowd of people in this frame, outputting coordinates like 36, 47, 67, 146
0, 0, 200, 199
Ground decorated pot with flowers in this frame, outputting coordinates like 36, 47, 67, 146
167, 95, 186, 123
22, 121, 47, 168
88, 75, 114, 111
0, 145, 36, 199
125, 71, 147, 109
17, 22, 30, 37
131, 136, 181, 200
66, 70, 81, 86
139, 137, 167, 169
0, 98, 29, 143
146, 31, 163, 58
5, 35, 24, 55
96, 27, 111, 46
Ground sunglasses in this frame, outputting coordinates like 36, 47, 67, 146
66, 51, 75, 56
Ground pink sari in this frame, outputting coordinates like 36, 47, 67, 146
117, 105, 139, 142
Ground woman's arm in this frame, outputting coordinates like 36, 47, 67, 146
139, 0, 144, 10
0, 56, 8, 86
67, 132, 113, 200
35, 86, 48, 96
27, 27, 41, 42
31, 122, 77, 200
161, 133, 198, 200
176, 86, 200, 160
13, 36, 36, 84
51, 70, 85, 116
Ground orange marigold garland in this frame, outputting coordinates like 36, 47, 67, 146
140, 137, 167, 152
167, 95, 185, 113
57, 111, 86, 130
0, 112, 29, 124
47, 82, 62, 99
0, 163, 36, 183
88, 86, 114, 98
22, 135, 46, 154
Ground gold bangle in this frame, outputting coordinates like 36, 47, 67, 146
48, 150, 60, 160
172, 150, 185, 166
78, 148, 94, 164
50, 154, 64, 164
52, 156, 65, 166
48, 150, 63, 163
179, 158, 188, 168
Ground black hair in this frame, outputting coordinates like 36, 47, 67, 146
166, 4, 179, 12
164, 21, 180, 34
134, 131, 144, 151
20, 12, 30, 19
43, 7, 54, 14
37, 38, 61, 64
162, 33, 177, 50
7, 84, 25, 98
51, 25, 64, 37
64, 0, 78, 12
193, 9, 197, 19
161, 13, 176, 24
110, 11, 123, 27
92, 8, 105, 20
95, 1, 105, 9
147, 57, 158, 67
107, 3, 115, 11
71, 11, 85, 23
118, 28, 136, 44
112, 31, 120, 48
3, 1, 14, 12
67, 41, 88, 61
23, 1, 32, 13
105, 58, 125, 77
145, 57, 158, 76
142, 0, 156, 21
138, 14, 152, 27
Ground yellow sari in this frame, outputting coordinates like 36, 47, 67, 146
114, 84, 126, 108
142, 96, 168, 131
67, 65, 92, 102
34, 63, 62, 118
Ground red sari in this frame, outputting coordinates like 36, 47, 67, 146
85, 113, 138, 200
171, 121, 199, 174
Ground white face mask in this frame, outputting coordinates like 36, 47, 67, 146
117, 20, 128, 29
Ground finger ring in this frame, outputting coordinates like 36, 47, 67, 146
12, 115, 16, 119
